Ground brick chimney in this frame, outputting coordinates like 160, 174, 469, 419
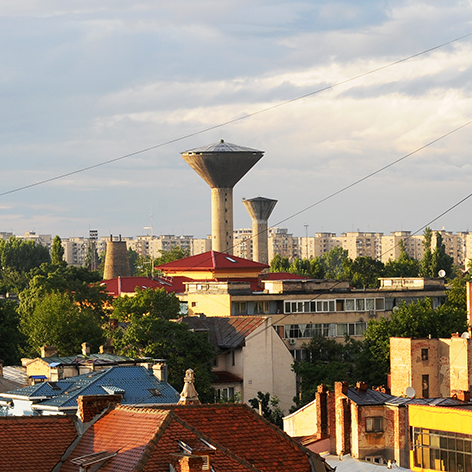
41, 345, 57, 358
355, 382, 368, 392
0, 359, 3, 377
451, 390, 471, 402
315, 384, 328, 438
82, 342, 91, 356
170, 454, 204, 472
77, 394, 122, 423
153, 360, 167, 382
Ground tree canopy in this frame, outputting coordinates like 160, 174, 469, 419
112, 288, 181, 322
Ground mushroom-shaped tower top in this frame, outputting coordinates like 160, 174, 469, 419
181, 139, 264, 188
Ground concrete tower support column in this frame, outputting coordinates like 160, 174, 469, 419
243, 197, 277, 264
211, 188, 233, 253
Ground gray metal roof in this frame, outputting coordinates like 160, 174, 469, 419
182, 140, 263, 154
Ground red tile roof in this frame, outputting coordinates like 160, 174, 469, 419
0, 415, 78, 472
156, 251, 269, 272
60, 403, 330, 472
101, 276, 190, 296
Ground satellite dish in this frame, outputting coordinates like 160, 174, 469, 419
392, 306, 399, 312
438, 270, 446, 278
461, 332, 470, 339
405, 386, 416, 398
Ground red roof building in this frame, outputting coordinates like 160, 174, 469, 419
0, 415, 78, 472
155, 250, 269, 281
57, 402, 333, 472
101, 275, 190, 297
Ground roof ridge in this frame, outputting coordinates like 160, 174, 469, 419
172, 414, 263, 472
133, 409, 175, 472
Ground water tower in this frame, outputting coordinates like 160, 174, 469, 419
242, 196, 277, 264
181, 140, 264, 254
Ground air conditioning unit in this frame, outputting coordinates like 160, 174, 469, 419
289, 338, 297, 345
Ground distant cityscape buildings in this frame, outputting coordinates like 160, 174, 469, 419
2, 227, 472, 268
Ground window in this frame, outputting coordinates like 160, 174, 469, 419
421, 348, 429, 361
233, 302, 247, 315
254, 301, 269, 314
366, 417, 383, 433
422, 374, 429, 398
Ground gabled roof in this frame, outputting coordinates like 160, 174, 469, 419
0, 366, 179, 411
156, 250, 268, 272
59, 403, 331, 472
0, 415, 78, 472
180, 316, 266, 350
101, 275, 190, 296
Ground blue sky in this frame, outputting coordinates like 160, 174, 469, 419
1, 1, 472, 239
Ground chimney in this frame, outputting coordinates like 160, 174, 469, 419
355, 382, 368, 392
170, 454, 204, 472
335, 381, 349, 396
41, 345, 57, 358
0, 359, 3, 377
103, 235, 131, 279
82, 342, 91, 356
153, 360, 167, 382
451, 390, 471, 402
77, 394, 122, 423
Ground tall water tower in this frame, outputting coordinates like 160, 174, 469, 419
242, 196, 277, 264
181, 140, 264, 254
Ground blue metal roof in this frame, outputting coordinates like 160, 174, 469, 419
0, 366, 179, 410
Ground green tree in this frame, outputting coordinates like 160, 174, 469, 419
343, 256, 385, 289
0, 300, 25, 365
322, 246, 348, 279
51, 235, 66, 266
359, 297, 468, 386
155, 246, 190, 266
112, 288, 181, 322
0, 236, 51, 273
83, 242, 99, 272
384, 240, 420, 277
270, 254, 290, 273
431, 233, 454, 278
420, 227, 434, 277
292, 335, 363, 408
107, 317, 215, 403
248, 391, 284, 428
128, 249, 140, 276
20, 291, 104, 357
19, 264, 110, 330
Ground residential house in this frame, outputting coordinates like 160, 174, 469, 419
180, 315, 296, 413
0, 364, 178, 416
283, 381, 466, 469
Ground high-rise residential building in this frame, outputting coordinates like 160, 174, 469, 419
233, 228, 253, 260
268, 228, 299, 263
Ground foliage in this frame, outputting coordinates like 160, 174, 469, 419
269, 246, 348, 279
360, 297, 468, 386
20, 291, 104, 357
155, 246, 190, 265
270, 254, 290, 273
431, 233, 455, 278
128, 249, 140, 276
248, 391, 284, 428
384, 240, 420, 277
0, 236, 51, 273
83, 242, 100, 272
292, 336, 363, 408
136, 246, 190, 277
112, 288, 181, 322
322, 246, 348, 279
0, 300, 25, 365
51, 235, 65, 266
420, 227, 434, 277
107, 317, 215, 403
343, 256, 385, 289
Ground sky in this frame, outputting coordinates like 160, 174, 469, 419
2, 1, 472, 240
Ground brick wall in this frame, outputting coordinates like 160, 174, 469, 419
77, 394, 122, 423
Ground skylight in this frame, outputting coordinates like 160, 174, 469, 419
225, 257, 237, 263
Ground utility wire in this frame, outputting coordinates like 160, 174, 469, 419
1, 32, 471, 198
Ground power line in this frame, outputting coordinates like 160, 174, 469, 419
1, 32, 471, 198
